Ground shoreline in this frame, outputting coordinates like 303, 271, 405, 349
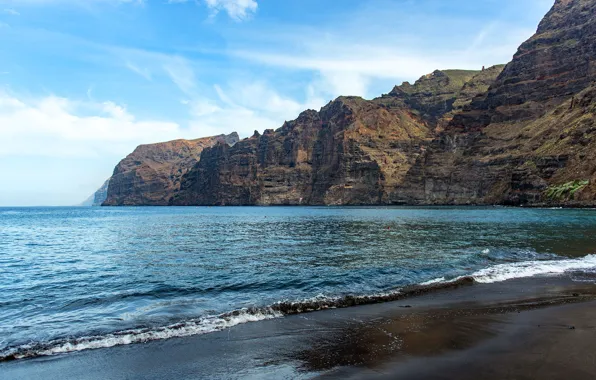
4, 205, 596, 210
5, 248, 596, 362
2, 275, 596, 379
95, 204, 596, 209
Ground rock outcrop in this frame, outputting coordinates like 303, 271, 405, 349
386, 68, 499, 127
103, 133, 239, 206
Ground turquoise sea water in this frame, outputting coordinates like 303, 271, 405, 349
1, 206, 595, 360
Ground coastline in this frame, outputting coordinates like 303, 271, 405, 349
2, 274, 596, 379
96, 203, 596, 208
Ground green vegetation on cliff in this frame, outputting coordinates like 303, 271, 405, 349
545, 180, 589, 201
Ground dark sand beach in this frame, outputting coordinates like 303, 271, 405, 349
2, 274, 595, 379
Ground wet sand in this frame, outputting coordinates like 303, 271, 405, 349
1, 275, 596, 379
315, 290, 596, 379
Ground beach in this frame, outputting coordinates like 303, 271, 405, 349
2, 274, 595, 379
3, 0, 596, 378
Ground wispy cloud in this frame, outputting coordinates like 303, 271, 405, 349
203, 0, 257, 21
162, 57, 196, 96
3, 8, 19, 15
185, 85, 310, 138
224, 8, 541, 99
125, 61, 152, 81
179, 73, 323, 137
168, 0, 257, 21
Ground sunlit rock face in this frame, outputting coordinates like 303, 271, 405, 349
103, 133, 239, 206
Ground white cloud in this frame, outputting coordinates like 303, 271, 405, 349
187, 98, 280, 138
0, 91, 184, 158
185, 80, 322, 137
0, 83, 309, 205
167, 0, 257, 21
204, 0, 257, 21
3, 8, 19, 15
0, 75, 323, 160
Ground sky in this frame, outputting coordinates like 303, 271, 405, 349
0, 0, 555, 206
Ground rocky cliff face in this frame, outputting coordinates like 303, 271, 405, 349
171, 68, 504, 206
396, 0, 596, 206
171, 99, 431, 205
103, 133, 239, 206
387, 69, 492, 126
105, 0, 595, 207
450, 0, 596, 131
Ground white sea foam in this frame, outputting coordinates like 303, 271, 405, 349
419, 277, 446, 286
470, 254, 596, 284
419, 255, 596, 287
3, 308, 282, 360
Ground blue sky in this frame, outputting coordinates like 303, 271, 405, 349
0, 0, 554, 206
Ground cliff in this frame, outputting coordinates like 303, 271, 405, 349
170, 67, 504, 206
103, 133, 239, 206
396, 0, 596, 206
80, 178, 110, 206
104, 0, 595, 207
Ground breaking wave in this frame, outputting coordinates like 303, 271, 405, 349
0, 308, 283, 361
470, 254, 596, 283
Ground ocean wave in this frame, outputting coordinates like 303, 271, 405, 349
470, 254, 596, 283
3, 254, 596, 361
0, 277, 477, 362
0, 308, 283, 361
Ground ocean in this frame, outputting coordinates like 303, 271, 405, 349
1, 206, 595, 361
